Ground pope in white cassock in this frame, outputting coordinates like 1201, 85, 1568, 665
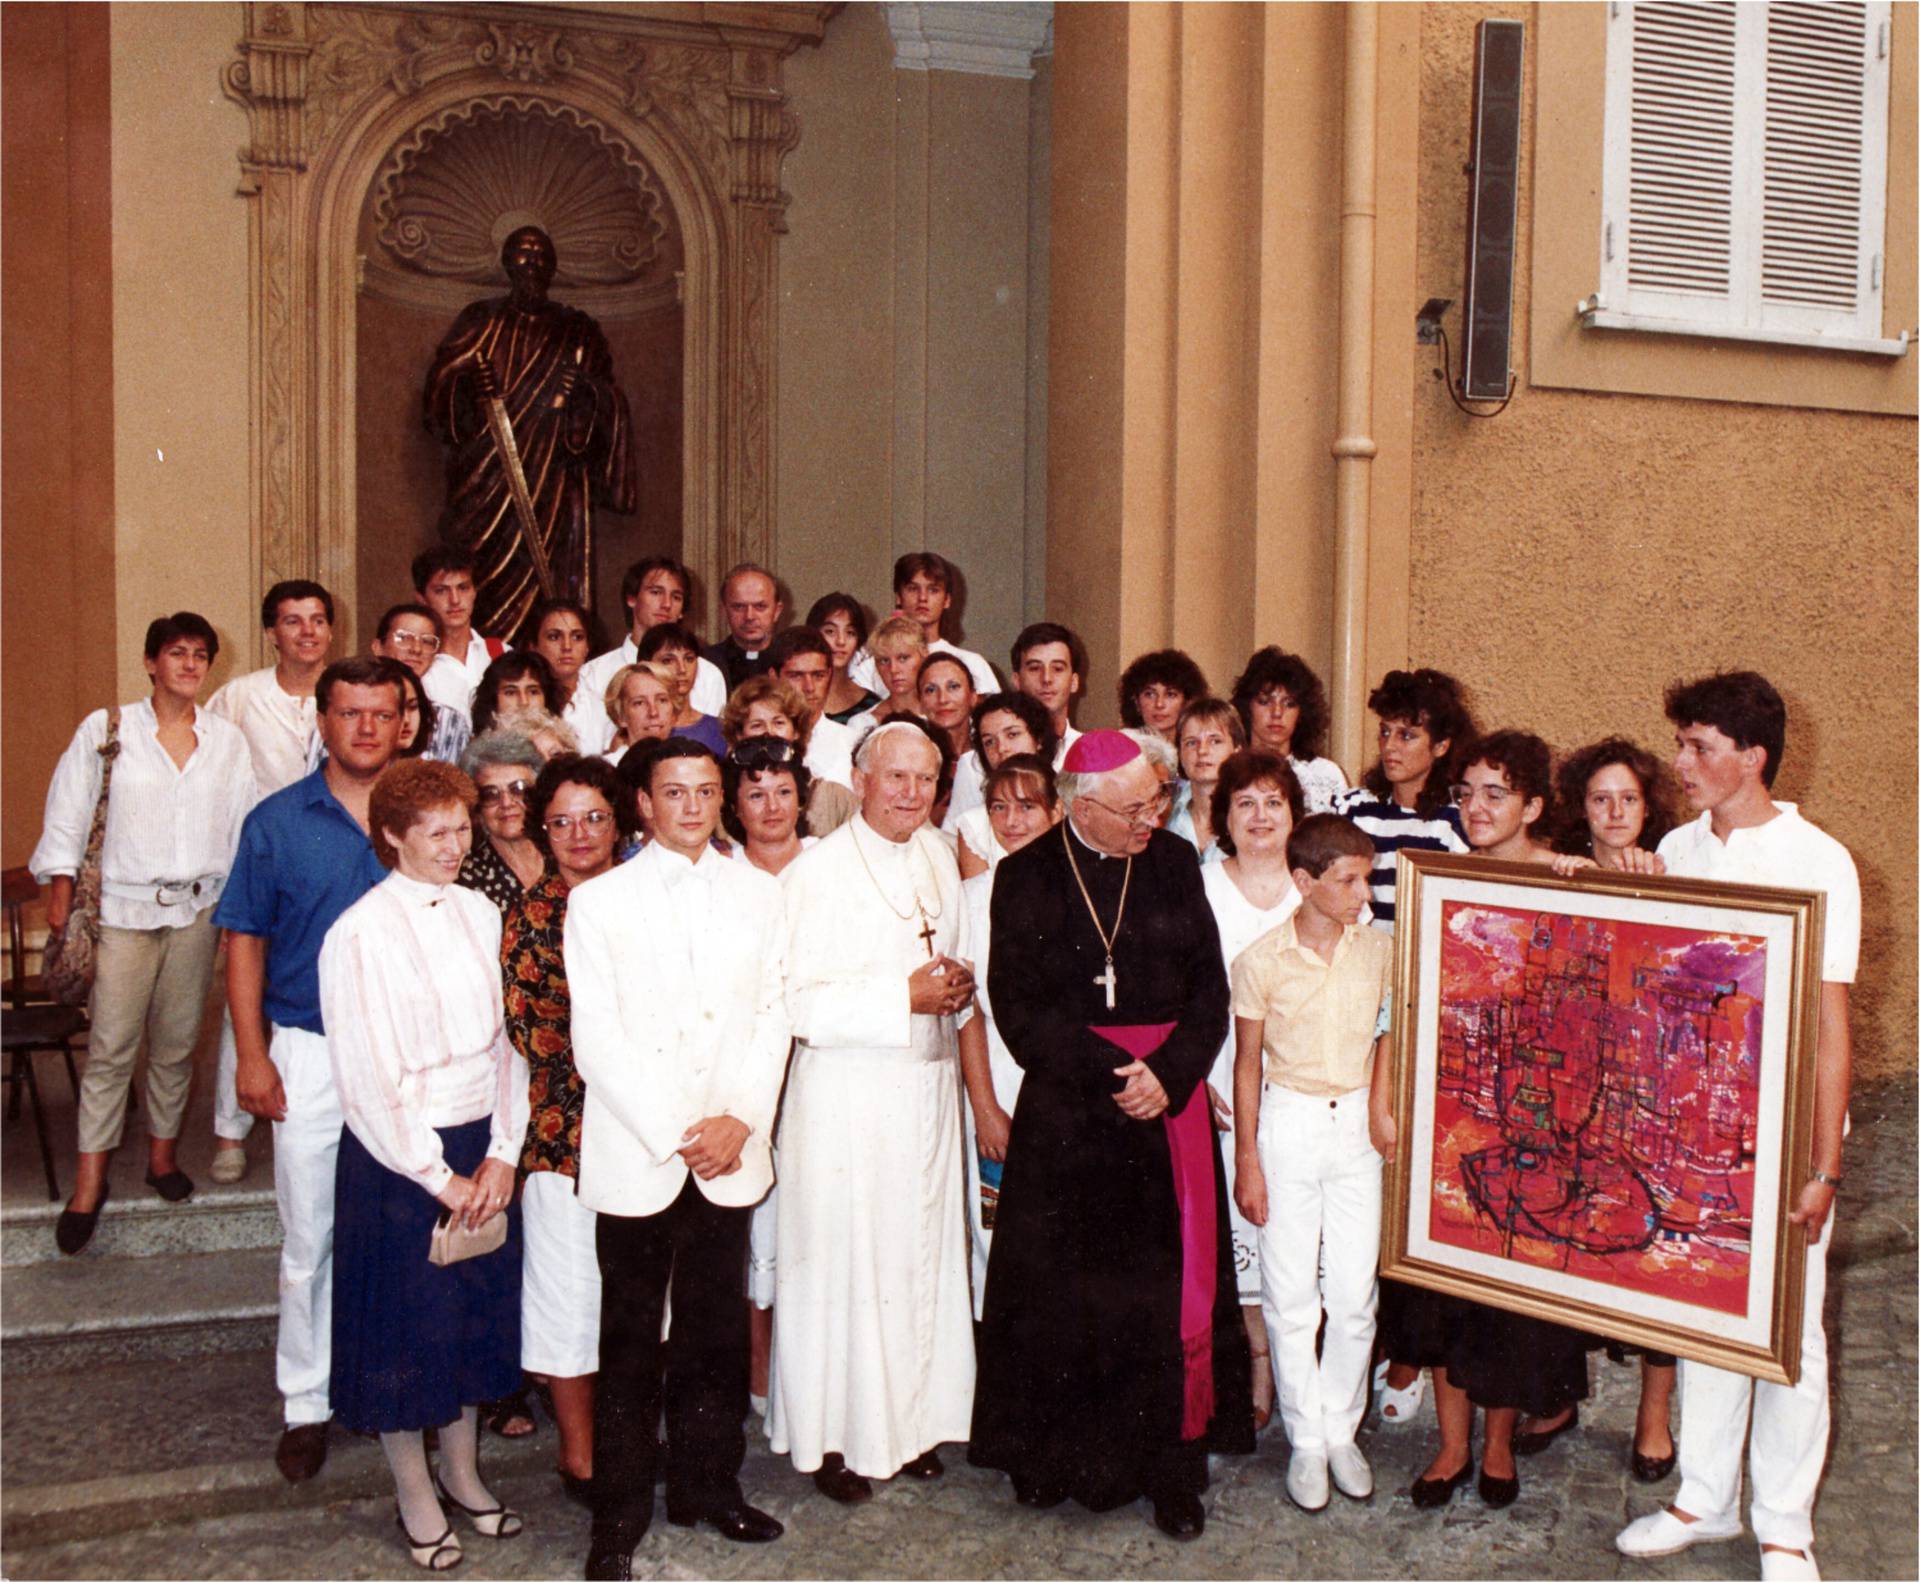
767, 721, 978, 1503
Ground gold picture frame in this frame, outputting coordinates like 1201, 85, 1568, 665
1382, 850, 1826, 1385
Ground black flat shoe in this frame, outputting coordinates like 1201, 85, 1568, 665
559, 1470, 594, 1511
54, 1185, 110, 1256
143, 1168, 194, 1203
1408, 1459, 1473, 1509
1012, 1474, 1068, 1509
812, 1454, 872, 1505
1477, 1466, 1520, 1509
899, 1449, 944, 1479
1512, 1404, 1578, 1457
666, 1499, 783, 1543
1631, 1446, 1677, 1483
1152, 1493, 1205, 1540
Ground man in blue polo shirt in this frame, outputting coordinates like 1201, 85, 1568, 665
214, 656, 406, 1484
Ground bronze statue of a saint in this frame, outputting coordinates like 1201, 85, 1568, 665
423, 226, 637, 642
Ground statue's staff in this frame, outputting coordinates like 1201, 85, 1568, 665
473, 344, 580, 603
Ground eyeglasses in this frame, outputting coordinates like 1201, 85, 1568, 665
545, 810, 615, 832
387, 630, 440, 652
730, 739, 799, 770
1451, 783, 1514, 808
1083, 786, 1174, 827
477, 779, 532, 805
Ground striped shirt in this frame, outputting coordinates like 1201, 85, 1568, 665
1331, 787, 1468, 931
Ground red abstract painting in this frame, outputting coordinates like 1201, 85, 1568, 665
1429, 900, 1769, 1317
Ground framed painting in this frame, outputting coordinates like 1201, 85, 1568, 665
1382, 850, 1827, 1384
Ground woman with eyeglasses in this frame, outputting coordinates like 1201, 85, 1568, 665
501, 754, 636, 1514
457, 729, 549, 916
1393, 731, 1587, 1515
370, 604, 470, 763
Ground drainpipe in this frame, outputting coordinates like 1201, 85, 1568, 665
1330, 1, 1379, 775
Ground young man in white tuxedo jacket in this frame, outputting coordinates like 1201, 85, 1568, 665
567, 739, 791, 1578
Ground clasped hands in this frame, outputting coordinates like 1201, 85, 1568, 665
908, 955, 974, 1017
437, 1157, 515, 1231
679, 1114, 749, 1180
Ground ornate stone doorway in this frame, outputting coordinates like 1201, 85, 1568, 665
222, 1, 828, 654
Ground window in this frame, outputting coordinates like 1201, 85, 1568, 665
1588, 1, 1901, 355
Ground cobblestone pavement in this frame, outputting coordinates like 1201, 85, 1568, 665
5, 1081, 1913, 1581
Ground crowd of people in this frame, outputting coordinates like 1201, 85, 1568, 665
27, 545, 1858, 1582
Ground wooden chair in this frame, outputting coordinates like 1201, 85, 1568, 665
2, 867, 86, 1201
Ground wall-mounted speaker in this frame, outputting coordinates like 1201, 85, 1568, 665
1462, 19, 1523, 401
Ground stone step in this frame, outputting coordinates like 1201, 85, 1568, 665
1, 1246, 279, 1377
0, 1186, 282, 1268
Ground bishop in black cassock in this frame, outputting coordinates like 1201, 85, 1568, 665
969, 732, 1254, 1540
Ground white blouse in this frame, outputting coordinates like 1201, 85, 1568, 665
30, 700, 257, 931
319, 870, 530, 1198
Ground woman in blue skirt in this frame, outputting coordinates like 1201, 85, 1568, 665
319, 759, 533, 1570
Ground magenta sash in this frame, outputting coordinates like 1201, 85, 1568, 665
1091, 1022, 1216, 1441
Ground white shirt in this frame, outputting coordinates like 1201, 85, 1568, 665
943, 750, 987, 831
318, 872, 530, 1197
1658, 803, 1861, 984
849, 637, 1000, 698
578, 636, 727, 721
560, 682, 614, 757
804, 714, 858, 792
205, 666, 317, 798
1290, 754, 1351, 815
1054, 722, 1083, 769
422, 654, 478, 718
31, 700, 257, 931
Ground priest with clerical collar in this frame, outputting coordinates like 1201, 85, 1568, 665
969, 728, 1254, 1540
767, 721, 978, 1504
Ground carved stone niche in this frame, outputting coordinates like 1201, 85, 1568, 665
222, 1, 829, 653
364, 98, 683, 319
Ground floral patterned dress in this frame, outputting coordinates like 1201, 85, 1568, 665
501, 871, 583, 1178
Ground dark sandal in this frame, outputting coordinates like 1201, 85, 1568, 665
397, 1507, 463, 1571
480, 1389, 536, 1440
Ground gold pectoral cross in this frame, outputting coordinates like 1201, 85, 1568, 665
917, 903, 937, 958
1094, 955, 1118, 1010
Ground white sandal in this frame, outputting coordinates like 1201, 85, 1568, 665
1379, 1370, 1427, 1424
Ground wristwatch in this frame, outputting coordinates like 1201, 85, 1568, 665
1809, 1169, 1843, 1191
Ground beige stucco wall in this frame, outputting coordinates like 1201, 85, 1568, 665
109, 2, 253, 695
778, 3, 1048, 675
1406, 4, 1918, 1078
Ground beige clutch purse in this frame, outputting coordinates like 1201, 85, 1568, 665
428, 1210, 507, 1267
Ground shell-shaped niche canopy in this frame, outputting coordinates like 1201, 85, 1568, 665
371, 99, 678, 290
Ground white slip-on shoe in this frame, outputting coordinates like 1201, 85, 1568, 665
1378, 1373, 1426, 1425
208, 1146, 249, 1186
1285, 1448, 1330, 1512
1616, 1507, 1744, 1558
1759, 1548, 1820, 1581
1327, 1442, 1373, 1500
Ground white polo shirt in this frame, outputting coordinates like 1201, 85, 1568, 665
1657, 803, 1860, 984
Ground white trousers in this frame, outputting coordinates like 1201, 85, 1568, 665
1255, 1083, 1382, 1452
212, 999, 255, 1143
521, 1170, 601, 1376
749, 1186, 777, 1311
269, 1024, 339, 1426
1675, 1215, 1832, 1552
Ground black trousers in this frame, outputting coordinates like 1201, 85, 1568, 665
593, 1178, 751, 1540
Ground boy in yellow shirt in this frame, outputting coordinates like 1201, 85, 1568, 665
1230, 814, 1392, 1513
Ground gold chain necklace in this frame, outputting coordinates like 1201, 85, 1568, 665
850, 817, 942, 956
1060, 822, 1131, 1009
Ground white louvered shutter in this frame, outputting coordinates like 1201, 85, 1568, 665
1600, 1, 1890, 345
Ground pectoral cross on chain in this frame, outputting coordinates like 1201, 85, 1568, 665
1094, 955, 1118, 1010
916, 904, 937, 958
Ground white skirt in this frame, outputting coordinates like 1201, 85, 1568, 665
520, 1170, 601, 1376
